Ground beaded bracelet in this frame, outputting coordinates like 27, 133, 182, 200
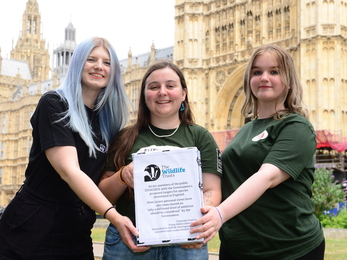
103, 206, 115, 218
214, 207, 223, 224
117, 166, 127, 185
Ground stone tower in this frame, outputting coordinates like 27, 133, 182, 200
53, 22, 77, 78
10, 0, 50, 81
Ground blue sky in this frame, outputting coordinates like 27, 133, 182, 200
0, 0, 175, 60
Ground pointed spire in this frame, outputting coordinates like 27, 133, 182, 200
150, 41, 156, 64
127, 47, 132, 69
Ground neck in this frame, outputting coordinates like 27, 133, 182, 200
257, 103, 285, 119
82, 89, 100, 109
150, 117, 181, 129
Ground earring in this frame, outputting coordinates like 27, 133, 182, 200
180, 102, 185, 111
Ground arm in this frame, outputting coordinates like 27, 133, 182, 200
98, 168, 129, 205
45, 146, 149, 252
181, 172, 222, 249
202, 172, 222, 207
190, 163, 290, 243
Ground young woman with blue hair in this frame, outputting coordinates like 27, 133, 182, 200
0, 37, 136, 259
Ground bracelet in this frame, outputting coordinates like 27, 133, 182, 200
117, 166, 127, 185
214, 207, 223, 224
103, 206, 115, 218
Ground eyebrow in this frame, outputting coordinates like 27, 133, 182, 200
251, 65, 279, 69
87, 55, 110, 61
147, 80, 178, 85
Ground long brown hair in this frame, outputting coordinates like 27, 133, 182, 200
107, 60, 195, 172
241, 45, 309, 120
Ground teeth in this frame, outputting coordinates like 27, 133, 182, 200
90, 73, 103, 77
157, 101, 170, 104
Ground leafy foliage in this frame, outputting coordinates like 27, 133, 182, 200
311, 167, 346, 217
319, 208, 347, 228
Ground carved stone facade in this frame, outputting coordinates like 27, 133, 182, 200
0, 0, 61, 205
174, 0, 347, 133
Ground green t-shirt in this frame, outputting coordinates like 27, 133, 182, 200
219, 113, 324, 260
106, 123, 222, 223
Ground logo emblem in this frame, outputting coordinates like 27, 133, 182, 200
252, 130, 268, 142
144, 164, 161, 182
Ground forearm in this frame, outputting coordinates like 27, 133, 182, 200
218, 172, 272, 222
202, 172, 222, 207
98, 171, 128, 204
218, 164, 290, 222
63, 169, 119, 215
203, 190, 221, 207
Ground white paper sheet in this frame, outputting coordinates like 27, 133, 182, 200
133, 147, 204, 246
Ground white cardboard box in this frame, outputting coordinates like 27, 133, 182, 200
133, 147, 204, 246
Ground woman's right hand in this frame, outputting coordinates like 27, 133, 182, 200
121, 162, 134, 188
112, 213, 150, 252
189, 206, 223, 244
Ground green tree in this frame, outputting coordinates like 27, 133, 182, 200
311, 167, 346, 217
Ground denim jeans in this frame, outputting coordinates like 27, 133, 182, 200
102, 223, 208, 260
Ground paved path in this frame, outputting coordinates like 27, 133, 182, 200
93, 242, 219, 260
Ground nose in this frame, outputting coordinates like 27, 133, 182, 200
94, 61, 103, 70
158, 85, 167, 95
260, 72, 269, 82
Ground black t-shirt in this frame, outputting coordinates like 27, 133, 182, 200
24, 91, 107, 205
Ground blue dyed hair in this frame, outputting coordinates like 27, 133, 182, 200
55, 37, 130, 157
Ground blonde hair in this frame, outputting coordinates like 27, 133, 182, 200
241, 45, 309, 120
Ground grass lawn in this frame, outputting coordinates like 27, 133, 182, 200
91, 227, 347, 259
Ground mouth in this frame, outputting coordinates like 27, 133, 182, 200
90, 73, 104, 78
156, 100, 171, 104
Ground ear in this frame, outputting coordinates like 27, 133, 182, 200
182, 89, 187, 102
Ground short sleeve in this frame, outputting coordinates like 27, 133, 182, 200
264, 120, 316, 180
31, 92, 75, 152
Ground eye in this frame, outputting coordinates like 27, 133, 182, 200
87, 58, 95, 62
270, 70, 279, 75
148, 85, 159, 90
252, 70, 262, 76
104, 61, 111, 66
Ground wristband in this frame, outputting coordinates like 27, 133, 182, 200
117, 166, 127, 185
214, 207, 223, 224
103, 206, 115, 218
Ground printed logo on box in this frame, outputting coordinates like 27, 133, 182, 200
144, 164, 161, 182
143, 164, 186, 182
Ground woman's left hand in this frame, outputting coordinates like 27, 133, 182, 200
121, 163, 134, 188
189, 206, 223, 243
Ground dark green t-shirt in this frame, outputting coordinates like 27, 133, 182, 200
105, 123, 222, 223
219, 113, 324, 260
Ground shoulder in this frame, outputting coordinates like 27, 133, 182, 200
184, 124, 210, 134
280, 113, 315, 133
37, 91, 67, 109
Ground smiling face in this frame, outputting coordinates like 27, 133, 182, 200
144, 67, 186, 125
250, 52, 287, 109
81, 46, 111, 92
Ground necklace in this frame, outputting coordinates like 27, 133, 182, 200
89, 111, 95, 130
148, 124, 180, 138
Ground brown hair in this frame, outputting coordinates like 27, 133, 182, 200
241, 45, 309, 120
107, 60, 195, 172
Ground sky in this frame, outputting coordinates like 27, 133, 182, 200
0, 0, 175, 60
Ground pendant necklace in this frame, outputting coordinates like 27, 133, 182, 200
148, 124, 180, 138
89, 111, 95, 130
